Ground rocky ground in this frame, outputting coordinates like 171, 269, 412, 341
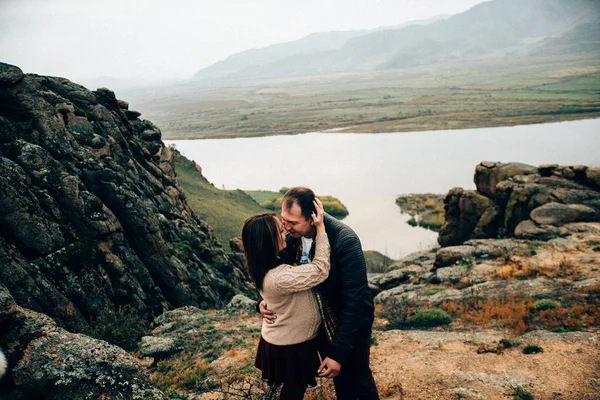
138, 224, 599, 399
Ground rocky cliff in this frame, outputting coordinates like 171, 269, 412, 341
439, 161, 600, 247
370, 161, 599, 317
0, 62, 251, 331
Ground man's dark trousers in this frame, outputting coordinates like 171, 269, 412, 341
318, 325, 379, 400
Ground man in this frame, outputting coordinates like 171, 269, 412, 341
259, 187, 379, 399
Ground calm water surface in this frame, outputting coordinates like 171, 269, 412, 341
167, 119, 600, 259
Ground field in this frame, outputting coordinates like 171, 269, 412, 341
123, 54, 600, 139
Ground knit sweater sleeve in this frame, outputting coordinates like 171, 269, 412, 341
266, 233, 330, 294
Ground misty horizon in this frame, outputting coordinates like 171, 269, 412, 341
0, 0, 488, 85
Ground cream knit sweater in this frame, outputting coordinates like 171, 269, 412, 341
259, 233, 331, 346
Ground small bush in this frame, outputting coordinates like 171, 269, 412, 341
364, 250, 394, 273
533, 299, 558, 312
91, 305, 149, 351
510, 386, 534, 400
379, 298, 411, 329
408, 308, 452, 328
458, 256, 473, 269
522, 345, 543, 354
425, 287, 445, 296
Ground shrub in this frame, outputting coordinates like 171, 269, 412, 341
425, 287, 445, 296
319, 196, 349, 218
509, 386, 534, 400
379, 298, 411, 330
458, 256, 473, 269
408, 308, 452, 328
90, 305, 149, 351
424, 199, 437, 209
533, 299, 558, 312
522, 345, 543, 354
364, 250, 394, 273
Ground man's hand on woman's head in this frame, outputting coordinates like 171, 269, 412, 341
312, 197, 326, 233
259, 300, 276, 324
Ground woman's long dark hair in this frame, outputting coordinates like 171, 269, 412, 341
241, 213, 281, 290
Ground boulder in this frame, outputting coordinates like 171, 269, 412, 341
438, 161, 600, 245
230, 237, 244, 253
227, 294, 257, 314
388, 250, 436, 271
438, 189, 493, 247
0, 284, 165, 399
140, 336, 183, 359
434, 245, 475, 268
0, 62, 24, 85
514, 219, 561, 240
126, 110, 142, 119
434, 239, 530, 268
586, 167, 600, 189
368, 268, 414, 290
474, 161, 538, 198
375, 277, 560, 307
530, 203, 597, 226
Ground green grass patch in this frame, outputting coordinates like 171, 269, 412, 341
174, 151, 267, 244
364, 250, 395, 273
533, 299, 558, 312
425, 287, 446, 296
408, 308, 452, 328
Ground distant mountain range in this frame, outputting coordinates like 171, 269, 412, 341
193, 0, 600, 83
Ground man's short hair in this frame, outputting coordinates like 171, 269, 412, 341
282, 187, 316, 220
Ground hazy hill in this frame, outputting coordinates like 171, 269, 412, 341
193, 30, 367, 81
193, 0, 600, 82
532, 18, 600, 56
192, 15, 452, 82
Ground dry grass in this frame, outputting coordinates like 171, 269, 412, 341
440, 284, 600, 335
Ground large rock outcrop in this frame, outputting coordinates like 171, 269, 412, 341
0, 284, 166, 399
438, 161, 600, 247
0, 62, 252, 334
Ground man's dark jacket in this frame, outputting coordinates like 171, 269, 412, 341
259, 214, 375, 365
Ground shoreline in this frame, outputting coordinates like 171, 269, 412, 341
162, 114, 600, 141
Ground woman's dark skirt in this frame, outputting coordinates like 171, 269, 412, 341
255, 336, 321, 387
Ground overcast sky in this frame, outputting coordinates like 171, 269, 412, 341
1, 0, 487, 82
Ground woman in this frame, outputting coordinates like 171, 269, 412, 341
241, 198, 330, 400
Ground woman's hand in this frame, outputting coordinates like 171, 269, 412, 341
311, 198, 326, 234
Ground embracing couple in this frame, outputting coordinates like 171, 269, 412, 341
242, 187, 379, 400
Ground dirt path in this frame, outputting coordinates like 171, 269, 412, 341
369, 330, 600, 400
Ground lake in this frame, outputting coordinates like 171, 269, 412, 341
166, 119, 600, 259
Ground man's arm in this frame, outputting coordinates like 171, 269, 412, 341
325, 233, 368, 366
257, 293, 276, 324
